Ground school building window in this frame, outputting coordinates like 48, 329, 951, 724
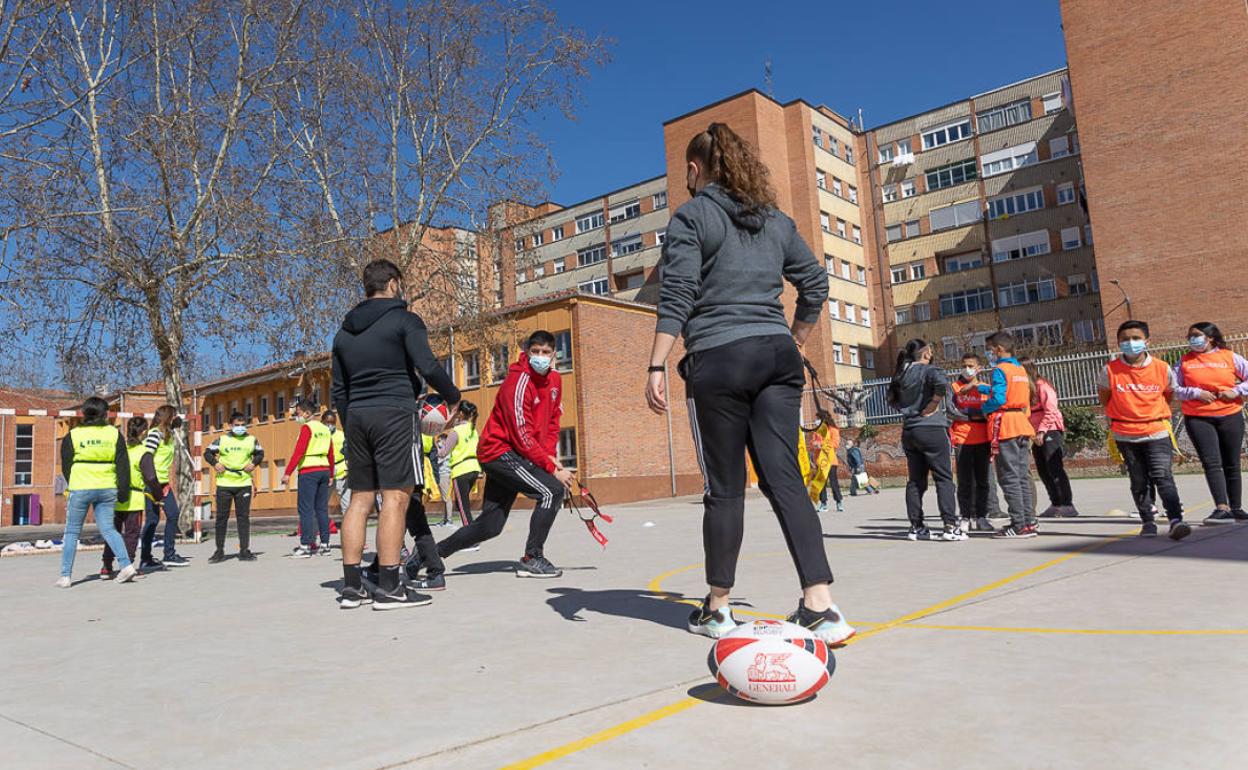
14, 424, 32, 485
559, 428, 578, 469
244, 400, 253, 421
491, 345, 509, 384
259, 396, 269, 421
555, 331, 573, 371
463, 352, 481, 388
215, 406, 225, 429
275, 392, 285, 416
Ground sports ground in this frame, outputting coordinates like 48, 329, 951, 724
2, 473, 1244, 770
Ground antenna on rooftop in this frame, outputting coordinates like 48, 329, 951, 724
764, 58, 773, 98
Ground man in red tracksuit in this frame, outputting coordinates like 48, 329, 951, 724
436, 330, 575, 577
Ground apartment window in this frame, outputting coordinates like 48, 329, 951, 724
987, 186, 1044, 219
836, 219, 847, 238
845, 147, 854, 165
558, 428, 578, 469
833, 345, 843, 364
861, 308, 871, 326
832, 178, 842, 197
820, 212, 831, 232
656, 229, 667, 246
844, 304, 857, 324
816, 169, 826, 190
998, 278, 1057, 307
1010, 321, 1064, 348
619, 271, 645, 290
1057, 182, 1076, 205
882, 184, 898, 203
894, 303, 931, 324
921, 119, 972, 150
925, 158, 978, 191
552, 225, 565, 241
976, 99, 1032, 133
992, 229, 1051, 262
653, 191, 668, 209
878, 144, 895, 163
841, 260, 852, 280
533, 264, 546, 279
928, 199, 982, 231
863, 349, 876, 369
517, 268, 528, 284
491, 344, 510, 384
901, 179, 916, 198
852, 225, 862, 245
464, 352, 481, 387
849, 346, 860, 366
812, 125, 823, 148
939, 287, 994, 317
849, 185, 858, 203
1042, 92, 1063, 114
579, 277, 609, 295
981, 141, 1038, 176
1074, 318, 1105, 343
14, 424, 32, 485
577, 244, 607, 267
554, 330, 573, 371
553, 257, 566, 274
1061, 226, 1082, 250
897, 138, 912, 157
533, 232, 544, 247
275, 392, 285, 416
514, 237, 525, 252
829, 137, 840, 156
886, 224, 903, 242
944, 251, 984, 273
904, 220, 921, 238
608, 199, 641, 224
575, 211, 604, 234
856, 264, 866, 282
829, 299, 840, 319
611, 234, 643, 257
891, 266, 906, 284
1049, 136, 1071, 159
1084, 223, 1094, 245
910, 262, 926, 280
1068, 273, 1091, 296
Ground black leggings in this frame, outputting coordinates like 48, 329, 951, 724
452, 472, 479, 525
1185, 414, 1245, 509
955, 442, 990, 519
1032, 430, 1074, 507
682, 334, 833, 590
901, 425, 957, 527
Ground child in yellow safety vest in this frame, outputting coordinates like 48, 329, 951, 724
140, 404, 189, 569
447, 401, 482, 526
101, 416, 151, 580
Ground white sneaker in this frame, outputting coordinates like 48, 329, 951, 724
55, 576, 71, 588
941, 524, 969, 541
290, 545, 313, 559
115, 564, 139, 584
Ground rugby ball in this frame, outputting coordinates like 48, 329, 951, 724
709, 620, 834, 705
420, 396, 451, 436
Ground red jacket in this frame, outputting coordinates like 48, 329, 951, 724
478, 353, 562, 472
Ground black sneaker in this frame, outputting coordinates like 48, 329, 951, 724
971, 516, 995, 532
1168, 519, 1192, 541
1202, 509, 1236, 526
164, 553, 191, 567
516, 554, 562, 578
1139, 522, 1158, 537
98, 566, 116, 581
338, 585, 373, 610
238, 550, 257, 562
687, 598, 736, 638
141, 558, 165, 572
994, 523, 1037, 539
411, 573, 446, 591
906, 526, 932, 541
787, 600, 856, 647
372, 586, 433, 610
1233, 509, 1248, 523
207, 550, 225, 564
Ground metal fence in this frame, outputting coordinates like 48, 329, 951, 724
808, 334, 1248, 426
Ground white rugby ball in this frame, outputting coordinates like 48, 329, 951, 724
709, 620, 834, 705
420, 396, 451, 436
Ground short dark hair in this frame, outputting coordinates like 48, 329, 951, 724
322, 409, 336, 421
230, 411, 246, 422
362, 259, 403, 297
526, 330, 556, 349
986, 331, 1016, 353
81, 396, 109, 424
961, 353, 981, 364
1116, 319, 1150, 339
294, 399, 314, 414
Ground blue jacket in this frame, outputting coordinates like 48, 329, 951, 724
978, 357, 1020, 415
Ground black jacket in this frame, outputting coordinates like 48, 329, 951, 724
331, 298, 460, 427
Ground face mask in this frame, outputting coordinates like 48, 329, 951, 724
1189, 335, 1207, 352
986, 352, 999, 366
231, 425, 246, 436
1119, 339, 1147, 357
962, 367, 977, 379
327, 425, 336, 434
529, 355, 552, 375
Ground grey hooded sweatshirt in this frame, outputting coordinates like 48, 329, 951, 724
890, 362, 949, 430
655, 184, 828, 353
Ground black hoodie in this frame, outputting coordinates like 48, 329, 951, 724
330, 298, 460, 426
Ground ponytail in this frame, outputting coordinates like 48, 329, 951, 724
686, 122, 777, 214
127, 416, 149, 446
886, 338, 929, 406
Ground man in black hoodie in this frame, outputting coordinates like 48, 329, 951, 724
331, 258, 460, 610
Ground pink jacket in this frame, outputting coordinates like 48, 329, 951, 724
1029, 378, 1065, 433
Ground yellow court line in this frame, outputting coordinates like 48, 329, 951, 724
899, 624, 1248, 636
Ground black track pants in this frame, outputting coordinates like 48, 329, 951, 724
215, 486, 252, 551
437, 453, 565, 559
1185, 414, 1245, 509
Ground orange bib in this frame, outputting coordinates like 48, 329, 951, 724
994, 361, 1035, 440
1179, 348, 1243, 417
950, 384, 990, 445
1105, 357, 1172, 436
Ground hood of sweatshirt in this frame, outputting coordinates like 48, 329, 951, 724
340, 298, 407, 334
701, 183, 766, 233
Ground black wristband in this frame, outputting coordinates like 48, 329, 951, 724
647, 365, 665, 373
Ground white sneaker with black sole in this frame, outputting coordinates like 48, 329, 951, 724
941, 524, 969, 541
372, 587, 433, 610
290, 545, 313, 559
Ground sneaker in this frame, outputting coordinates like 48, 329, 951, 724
1202, 509, 1236, 526
906, 526, 932, 541
338, 585, 373, 610
238, 550, 257, 562
941, 524, 969, 541
461, 544, 481, 552
1058, 505, 1081, 518
317, 543, 333, 555
1139, 522, 1158, 537
164, 553, 191, 567
971, 517, 995, 532
1020, 523, 1040, 536
1233, 509, 1248, 523
411, 573, 446, 591
372, 586, 433, 610
994, 523, 1037, 539
687, 598, 736, 639
141, 558, 165, 572
1168, 519, 1192, 541
835, 502, 844, 513
787, 600, 856, 647
815, 504, 827, 514
516, 554, 562, 578
99, 567, 116, 580
208, 550, 225, 564
55, 576, 71, 588
291, 545, 313, 559
115, 564, 139, 583
1038, 505, 1061, 518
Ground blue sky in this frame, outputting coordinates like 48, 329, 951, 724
536, 0, 1069, 204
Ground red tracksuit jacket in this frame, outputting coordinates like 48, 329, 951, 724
477, 352, 563, 472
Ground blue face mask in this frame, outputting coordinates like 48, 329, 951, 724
1119, 339, 1147, 357
231, 425, 246, 436
1189, 335, 1207, 352
529, 355, 552, 375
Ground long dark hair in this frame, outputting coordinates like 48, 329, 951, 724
887, 339, 929, 406
81, 396, 109, 426
1189, 321, 1226, 350
127, 416, 149, 446
1017, 356, 1044, 407
456, 400, 478, 435
686, 122, 777, 213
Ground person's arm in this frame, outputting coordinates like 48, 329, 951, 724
1171, 360, 1213, 402
1163, 363, 1178, 402
331, 338, 349, 429
403, 314, 460, 404
327, 440, 335, 480
1229, 353, 1248, 399
919, 368, 948, 416
981, 367, 1008, 414
61, 435, 75, 481
654, 204, 711, 343
544, 375, 563, 462
139, 453, 160, 498
204, 438, 223, 471
249, 439, 264, 469
143, 428, 163, 454
945, 387, 970, 422
1096, 364, 1112, 408
114, 431, 130, 505
781, 218, 829, 339
283, 425, 311, 481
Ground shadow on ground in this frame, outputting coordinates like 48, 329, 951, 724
1029, 524, 1248, 561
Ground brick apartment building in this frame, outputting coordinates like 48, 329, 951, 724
1061, 0, 1248, 340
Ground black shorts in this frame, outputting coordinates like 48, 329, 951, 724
345, 407, 424, 491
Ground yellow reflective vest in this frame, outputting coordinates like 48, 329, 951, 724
67, 424, 122, 491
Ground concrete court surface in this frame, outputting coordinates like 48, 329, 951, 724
1, 473, 1245, 770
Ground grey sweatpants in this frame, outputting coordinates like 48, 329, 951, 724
995, 436, 1036, 527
